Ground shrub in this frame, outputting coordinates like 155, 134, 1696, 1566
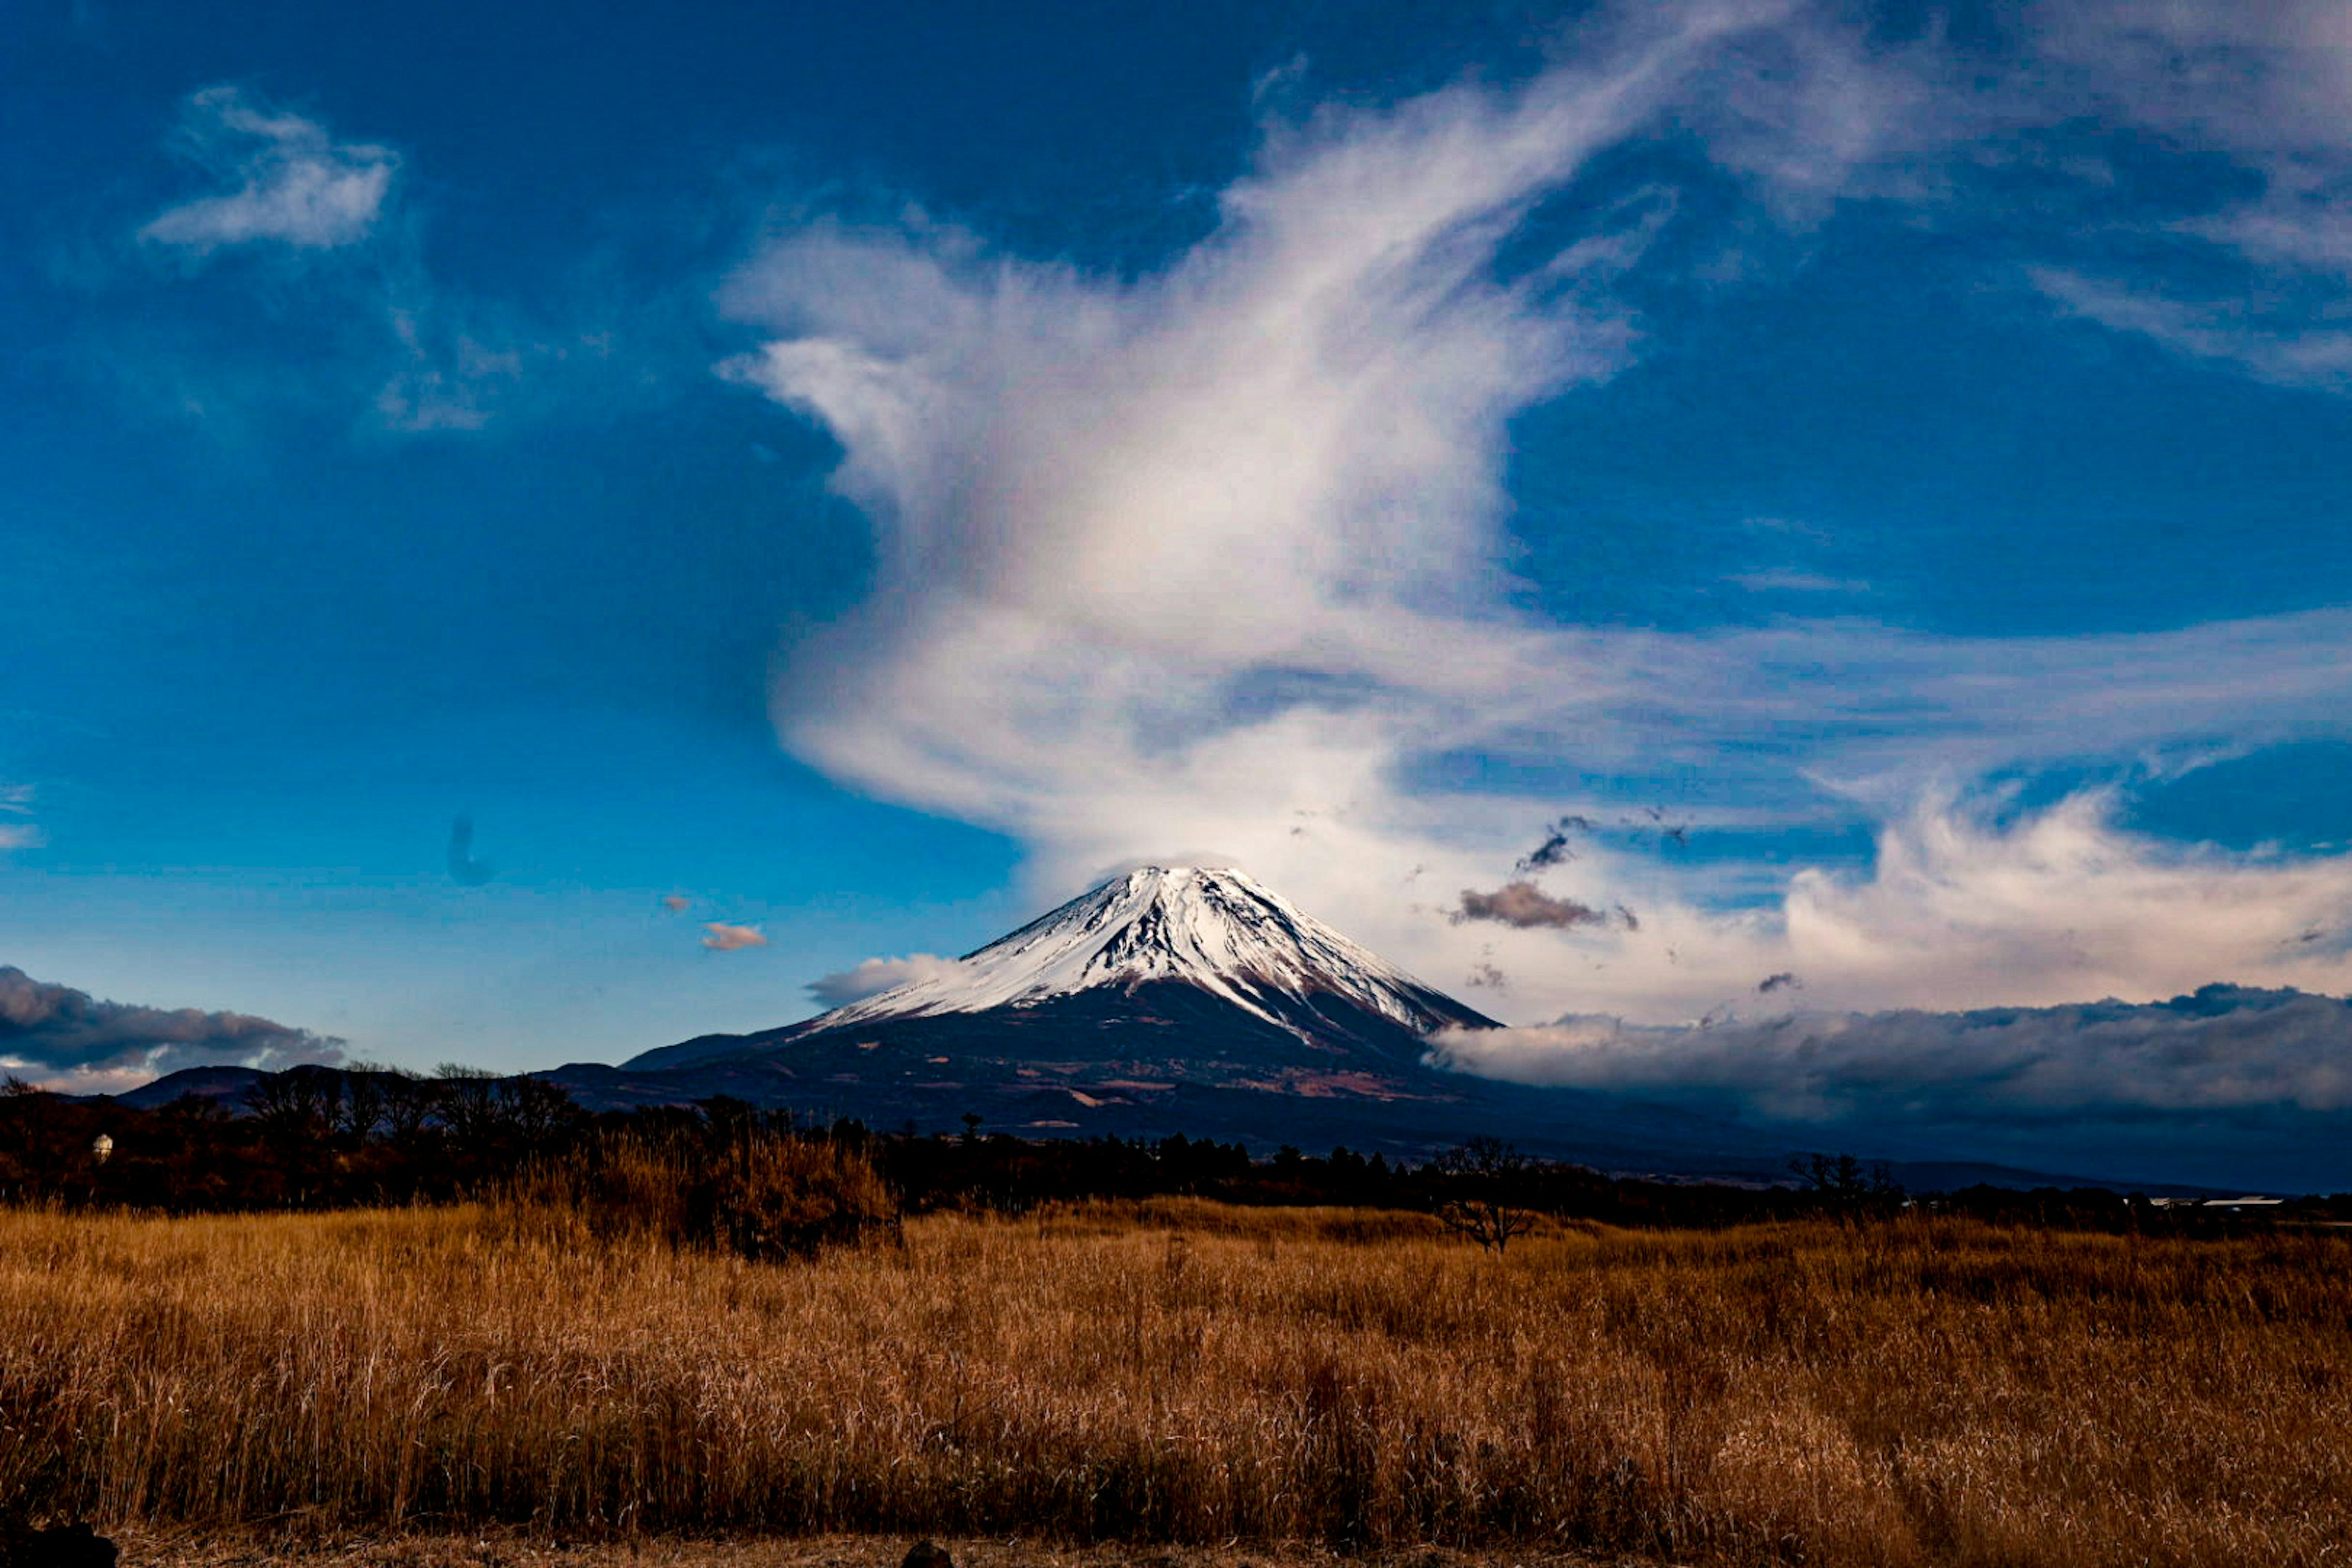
513, 1126, 897, 1261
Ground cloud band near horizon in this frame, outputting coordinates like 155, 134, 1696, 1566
0, 965, 344, 1095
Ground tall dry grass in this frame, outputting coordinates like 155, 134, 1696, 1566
1, 1199, 2346, 1566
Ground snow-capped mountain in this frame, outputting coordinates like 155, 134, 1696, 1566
624, 864, 1493, 1077
572, 866, 1795, 1175
812, 865, 1490, 1039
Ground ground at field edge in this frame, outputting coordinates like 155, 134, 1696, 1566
107, 1533, 1662, 1568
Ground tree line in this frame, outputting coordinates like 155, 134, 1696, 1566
4, 1066, 2340, 1234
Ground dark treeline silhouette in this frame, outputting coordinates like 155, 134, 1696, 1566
4, 1069, 2344, 1230
2, 1066, 586, 1211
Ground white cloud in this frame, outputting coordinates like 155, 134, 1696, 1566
0, 785, 42, 851
1728, 568, 1869, 594
111, 86, 615, 440
369, 303, 556, 433
806, 952, 966, 1008
1777, 788, 2352, 1011
700, 922, 769, 952
140, 86, 396, 255
1314, 787, 2352, 1031
722, 7, 2352, 1029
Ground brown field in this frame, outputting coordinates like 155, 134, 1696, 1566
2, 1199, 2347, 1567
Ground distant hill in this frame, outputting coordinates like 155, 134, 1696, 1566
108, 1064, 269, 1109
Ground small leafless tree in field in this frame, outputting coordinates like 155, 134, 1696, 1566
1432, 1136, 1534, 1253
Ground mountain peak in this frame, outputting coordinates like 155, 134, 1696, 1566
806, 863, 1491, 1040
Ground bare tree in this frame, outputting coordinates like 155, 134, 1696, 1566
1790, 1152, 1904, 1211
246, 1068, 339, 1145
378, 1068, 435, 1144
498, 1076, 578, 1148
336, 1069, 386, 1142
1431, 1136, 1535, 1253
432, 1063, 502, 1150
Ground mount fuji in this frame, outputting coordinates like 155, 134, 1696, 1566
631, 865, 1496, 1084
546, 865, 1792, 1174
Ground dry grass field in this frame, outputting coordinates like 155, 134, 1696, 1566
2, 1198, 2347, 1567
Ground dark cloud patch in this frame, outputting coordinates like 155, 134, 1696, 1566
0, 966, 344, 1079
1758, 971, 1801, 993
1514, 815, 1593, 873
1464, 960, 1510, 993
1620, 806, 1691, 849
445, 815, 493, 886
1454, 881, 1604, 929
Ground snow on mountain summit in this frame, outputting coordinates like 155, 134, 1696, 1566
807, 865, 1487, 1039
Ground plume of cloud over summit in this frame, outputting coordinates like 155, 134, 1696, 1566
720, 4, 2352, 1026
0, 966, 342, 1093
720, 7, 1770, 957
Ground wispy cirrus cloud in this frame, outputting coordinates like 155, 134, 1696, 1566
1900, 1, 2352, 390
1727, 567, 1870, 595
1501, 2, 2352, 394
105, 85, 619, 440
0, 784, 44, 852
140, 86, 396, 256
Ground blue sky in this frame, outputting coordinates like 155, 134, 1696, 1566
8, 1, 2352, 1111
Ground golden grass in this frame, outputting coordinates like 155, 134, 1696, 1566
2, 1200, 2346, 1566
